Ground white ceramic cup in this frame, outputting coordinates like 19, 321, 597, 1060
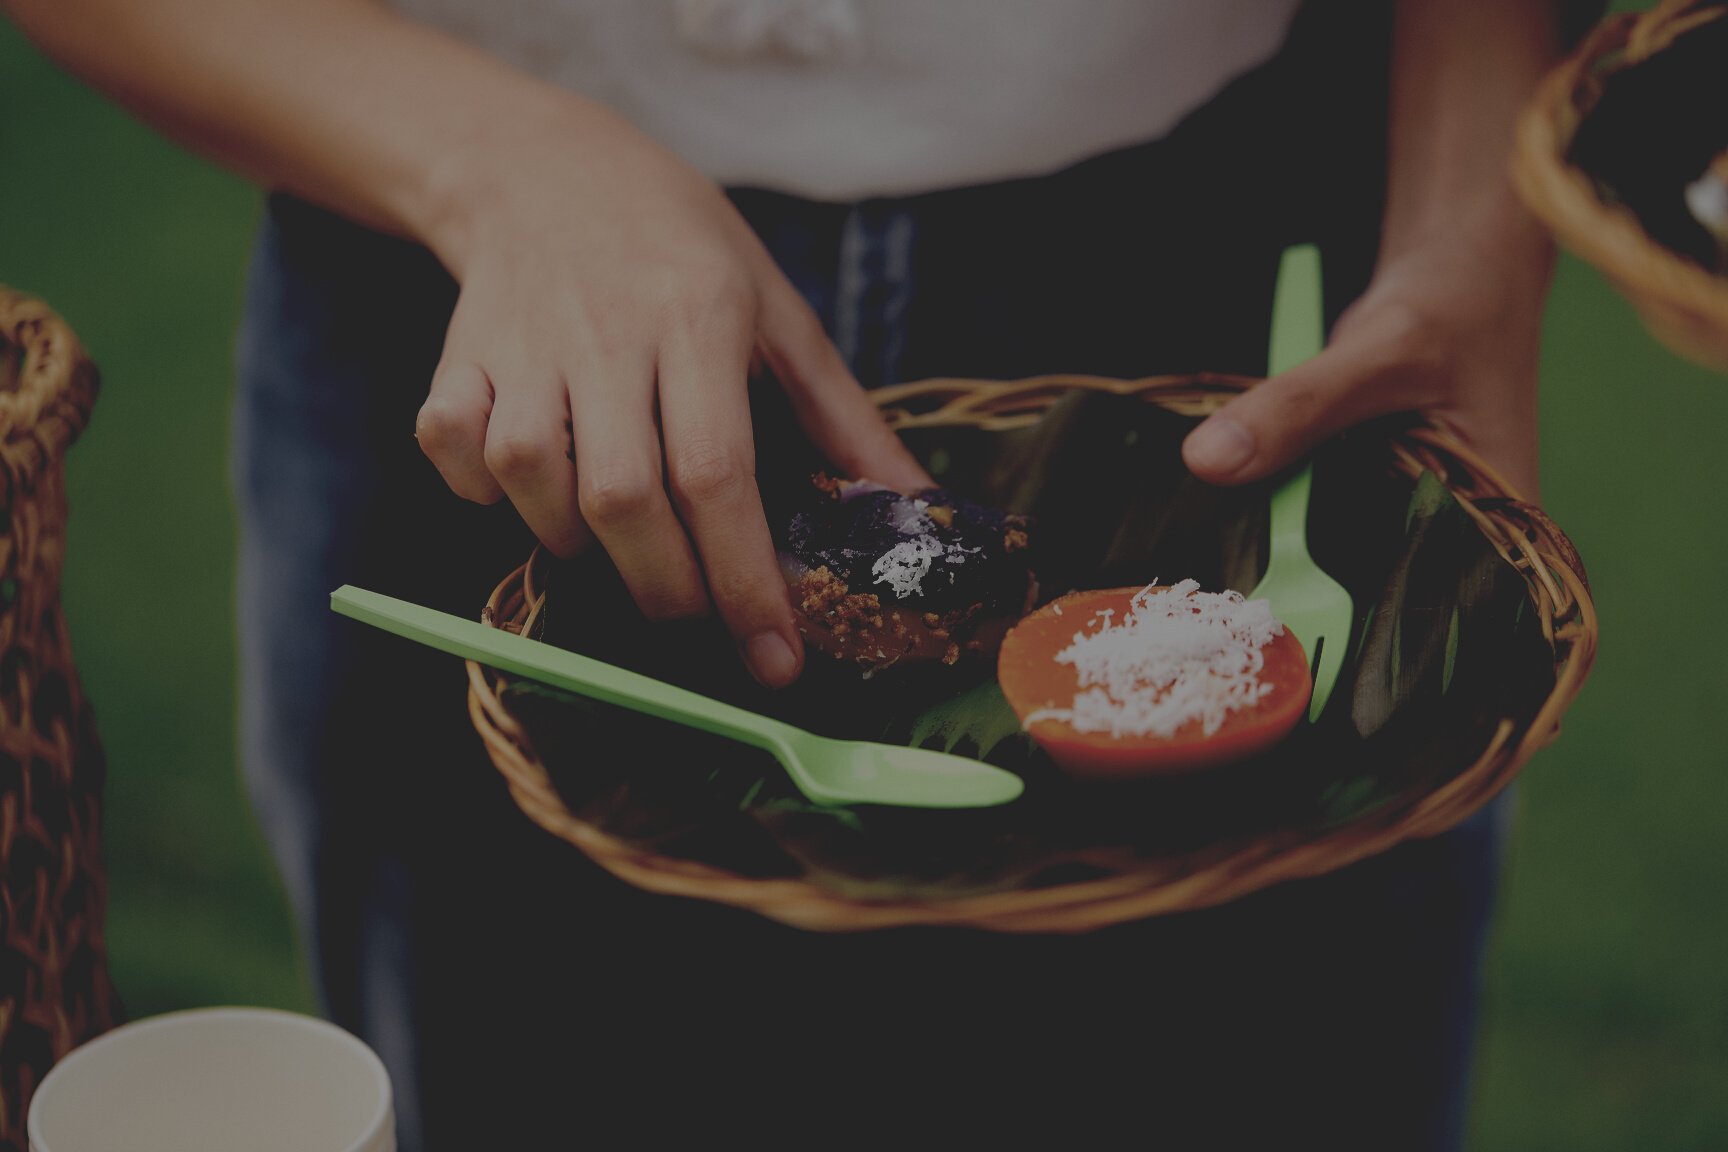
27, 1007, 394, 1152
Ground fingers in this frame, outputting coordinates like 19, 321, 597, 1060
1182, 309, 1424, 485
480, 357, 595, 557
420, 253, 914, 694
417, 359, 505, 504
658, 307, 804, 688
421, 336, 602, 557
568, 351, 711, 623
757, 277, 932, 493
422, 341, 716, 632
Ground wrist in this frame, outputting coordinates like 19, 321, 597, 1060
1380, 179, 1555, 287
411, 85, 628, 275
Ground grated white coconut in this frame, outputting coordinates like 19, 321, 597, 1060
890, 498, 935, 536
872, 534, 979, 599
1025, 580, 1285, 738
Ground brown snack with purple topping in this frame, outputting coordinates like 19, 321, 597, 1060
778, 475, 1037, 675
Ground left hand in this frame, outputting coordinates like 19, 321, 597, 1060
1182, 200, 1554, 501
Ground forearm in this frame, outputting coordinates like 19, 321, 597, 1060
5, 0, 936, 686
1382, 0, 1567, 266
3, 0, 612, 267
1185, 2, 1577, 495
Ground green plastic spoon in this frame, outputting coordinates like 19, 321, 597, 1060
331, 585, 1025, 809
1247, 244, 1356, 722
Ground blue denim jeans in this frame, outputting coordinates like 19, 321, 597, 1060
232, 8, 1509, 1148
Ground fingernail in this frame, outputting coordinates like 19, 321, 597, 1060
1185, 417, 1254, 476
745, 631, 799, 687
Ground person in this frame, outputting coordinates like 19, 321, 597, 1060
4, 0, 1597, 1146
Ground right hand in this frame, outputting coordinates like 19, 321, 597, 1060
413, 101, 931, 688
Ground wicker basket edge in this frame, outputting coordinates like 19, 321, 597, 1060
1511, 2, 1728, 370
464, 376, 1598, 932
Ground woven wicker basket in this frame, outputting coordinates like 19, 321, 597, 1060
467, 375, 1596, 934
1513, 0, 1728, 369
0, 288, 120, 1148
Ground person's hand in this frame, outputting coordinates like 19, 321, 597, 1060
1182, 199, 1553, 501
412, 104, 930, 687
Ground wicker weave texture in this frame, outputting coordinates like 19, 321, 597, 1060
465, 374, 1597, 935
1514, 0, 1728, 370
0, 288, 120, 1150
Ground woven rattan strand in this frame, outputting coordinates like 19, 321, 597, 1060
466, 375, 1597, 934
0, 287, 120, 1150
1513, 0, 1728, 370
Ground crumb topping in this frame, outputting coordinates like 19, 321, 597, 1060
794, 566, 884, 638
780, 473, 1036, 670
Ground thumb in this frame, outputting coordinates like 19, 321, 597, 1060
1182, 318, 1419, 485
756, 278, 934, 492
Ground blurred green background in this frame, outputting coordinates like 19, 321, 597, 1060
2, 4, 1724, 1149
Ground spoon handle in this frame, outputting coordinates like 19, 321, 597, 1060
330, 585, 795, 754
1262, 243, 1325, 571
1268, 243, 1324, 377
1266, 461, 1316, 565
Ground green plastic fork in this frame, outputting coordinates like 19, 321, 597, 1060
330, 585, 1024, 809
1247, 244, 1356, 721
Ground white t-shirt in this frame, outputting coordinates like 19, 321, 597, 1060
390, 0, 1303, 201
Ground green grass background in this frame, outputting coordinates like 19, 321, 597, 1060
2, 5, 1724, 1148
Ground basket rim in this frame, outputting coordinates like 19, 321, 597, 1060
1511, 0, 1728, 368
465, 373, 1598, 932
0, 285, 100, 462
